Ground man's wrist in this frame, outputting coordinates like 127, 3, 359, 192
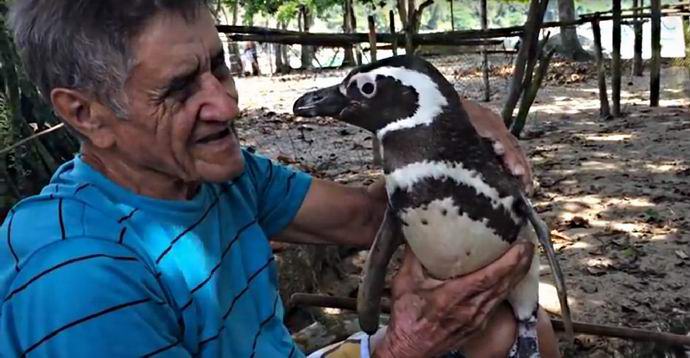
371, 329, 412, 358
371, 336, 397, 358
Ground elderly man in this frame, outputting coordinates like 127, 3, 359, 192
0, 1, 558, 357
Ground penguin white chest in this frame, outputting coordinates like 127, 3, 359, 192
399, 197, 510, 279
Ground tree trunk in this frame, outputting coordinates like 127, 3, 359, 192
231, 1, 238, 25
591, 17, 611, 119
300, 7, 315, 70
352, 9, 362, 65
511, 49, 555, 138
633, 0, 644, 76
685, 16, 690, 65
274, 42, 283, 74
501, 0, 548, 126
557, 0, 591, 60
390, 10, 398, 56
405, 0, 416, 54
450, 0, 455, 31
228, 0, 241, 73
481, 0, 490, 102
342, 0, 356, 67
367, 15, 378, 62
612, 0, 622, 117
274, 20, 286, 74
650, 0, 661, 107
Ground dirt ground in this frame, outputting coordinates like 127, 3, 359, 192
233, 54, 690, 357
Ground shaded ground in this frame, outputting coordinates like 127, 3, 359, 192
234, 54, 690, 357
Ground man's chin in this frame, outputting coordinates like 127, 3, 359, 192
195, 149, 245, 183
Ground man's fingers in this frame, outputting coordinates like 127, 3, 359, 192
443, 241, 534, 297
393, 246, 426, 295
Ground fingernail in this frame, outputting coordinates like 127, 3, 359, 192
512, 165, 525, 176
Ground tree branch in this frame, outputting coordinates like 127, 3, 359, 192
417, 0, 435, 14
0, 123, 66, 157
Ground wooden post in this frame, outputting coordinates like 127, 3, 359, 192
351, 8, 362, 65
368, 15, 378, 62
405, 0, 416, 54
369, 15, 382, 164
650, 0, 661, 107
390, 10, 398, 56
511, 49, 555, 137
685, 16, 690, 62
501, 0, 548, 126
592, 16, 611, 119
481, 0, 490, 102
342, 0, 356, 67
633, 0, 644, 76
450, 0, 455, 31
611, 0, 622, 117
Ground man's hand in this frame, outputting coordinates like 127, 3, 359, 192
461, 99, 533, 193
373, 242, 535, 358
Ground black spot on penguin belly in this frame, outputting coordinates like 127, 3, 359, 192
390, 177, 523, 242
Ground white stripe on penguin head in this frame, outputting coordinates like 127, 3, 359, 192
351, 66, 448, 139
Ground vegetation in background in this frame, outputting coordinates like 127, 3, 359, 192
0, 1, 79, 216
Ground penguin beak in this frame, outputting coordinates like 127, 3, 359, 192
293, 85, 349, 118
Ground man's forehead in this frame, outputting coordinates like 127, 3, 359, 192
129, 9, 221, 79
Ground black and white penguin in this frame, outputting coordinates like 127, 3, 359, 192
294, 55, 572, 358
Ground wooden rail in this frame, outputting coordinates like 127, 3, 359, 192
290, 293, 690, 348
216, 7, 690, 47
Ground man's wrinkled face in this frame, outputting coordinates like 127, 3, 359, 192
117, 8, 242, 183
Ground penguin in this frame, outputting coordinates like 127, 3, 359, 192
293, 55, 572, 357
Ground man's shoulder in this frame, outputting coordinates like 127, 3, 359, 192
0, 180, 128, 292
4, 180, 123, 240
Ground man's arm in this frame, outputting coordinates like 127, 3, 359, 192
0, 238, 190, 357
272, 178, 386, 248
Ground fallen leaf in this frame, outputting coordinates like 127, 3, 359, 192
567, 216, 591, 228
675, 250, 689, 260
586, 266, 607, 276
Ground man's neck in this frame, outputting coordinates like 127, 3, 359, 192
80, 144, 200, 201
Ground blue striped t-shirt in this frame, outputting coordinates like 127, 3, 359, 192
0, 149, 312, 357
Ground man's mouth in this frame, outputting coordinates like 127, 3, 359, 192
196, 128, 231, 144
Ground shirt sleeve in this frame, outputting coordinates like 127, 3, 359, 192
242, 150, 312, 237
0, 237, 191, 357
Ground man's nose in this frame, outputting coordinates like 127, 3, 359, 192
198, 73, 239, 122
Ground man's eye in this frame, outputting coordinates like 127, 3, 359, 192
166, 79, 196, 101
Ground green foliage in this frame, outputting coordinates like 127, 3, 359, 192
0, 3, 79, 213
220, 0, 340, 25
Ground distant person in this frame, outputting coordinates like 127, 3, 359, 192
242, 41, 260, 76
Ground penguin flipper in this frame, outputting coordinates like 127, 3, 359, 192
518, 192, 574, 343
357, 208, 403, 334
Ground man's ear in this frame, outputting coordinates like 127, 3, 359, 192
50, 88, 116, 148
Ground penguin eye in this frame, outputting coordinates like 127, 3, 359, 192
361, 83, 374, 95
358, 79, 376, 98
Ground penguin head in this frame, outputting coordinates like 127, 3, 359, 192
293, 55, 462, 135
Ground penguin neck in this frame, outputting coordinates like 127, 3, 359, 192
379, 105, 481, 175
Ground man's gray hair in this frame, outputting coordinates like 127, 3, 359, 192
9, 0, 208, 118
